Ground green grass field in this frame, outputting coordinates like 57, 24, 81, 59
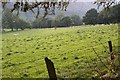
2, 24, 119, 79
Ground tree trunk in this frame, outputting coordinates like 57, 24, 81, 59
11, 28, 13, 31
16, 28, 18, 31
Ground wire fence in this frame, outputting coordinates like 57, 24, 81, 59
2, 38, 119, 76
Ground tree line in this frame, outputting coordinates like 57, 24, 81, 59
2, 8, 83, 31
83, 4, 120, 25
2, 4, 120, 31
32, 14, 83, 28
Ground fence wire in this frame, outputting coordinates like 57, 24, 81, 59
2, 38, 119, 75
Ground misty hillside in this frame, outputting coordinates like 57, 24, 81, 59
2, 2, 102, 22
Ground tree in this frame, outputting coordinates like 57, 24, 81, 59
52, 13, 65, 28
71, 15, 83, 26
40, 18, 52, 28
2, 9, 31, 31
60, 16, 72, 27
16, 18, 31, 30
2, 9, 15, 31
32, 18, 41, 28
83, 8, 98, 25
32, 17, 53, 28
97, 10, 110, 24
51, 19, 60, 28
97, 4, 120, 24
108, 4, 120, 23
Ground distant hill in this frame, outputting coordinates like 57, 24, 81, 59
1, 2, 102, 22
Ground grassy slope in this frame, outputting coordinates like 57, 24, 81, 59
2, 24, 119, 78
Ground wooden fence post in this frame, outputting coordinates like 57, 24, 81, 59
45, 57, 57, 80
108, 41, 112, 53
108, 41, 116, 70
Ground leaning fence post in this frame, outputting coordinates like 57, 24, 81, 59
108, 41, 116, 70
108, 41, 114, 60
108, 41, 112, 53
45, 57, 57, 80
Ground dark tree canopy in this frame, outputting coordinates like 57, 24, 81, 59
83, 4, 120, 25
83, 8, 98, 25
97, 4, 120, 24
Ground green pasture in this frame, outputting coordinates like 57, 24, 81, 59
2, 24, 119, 79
